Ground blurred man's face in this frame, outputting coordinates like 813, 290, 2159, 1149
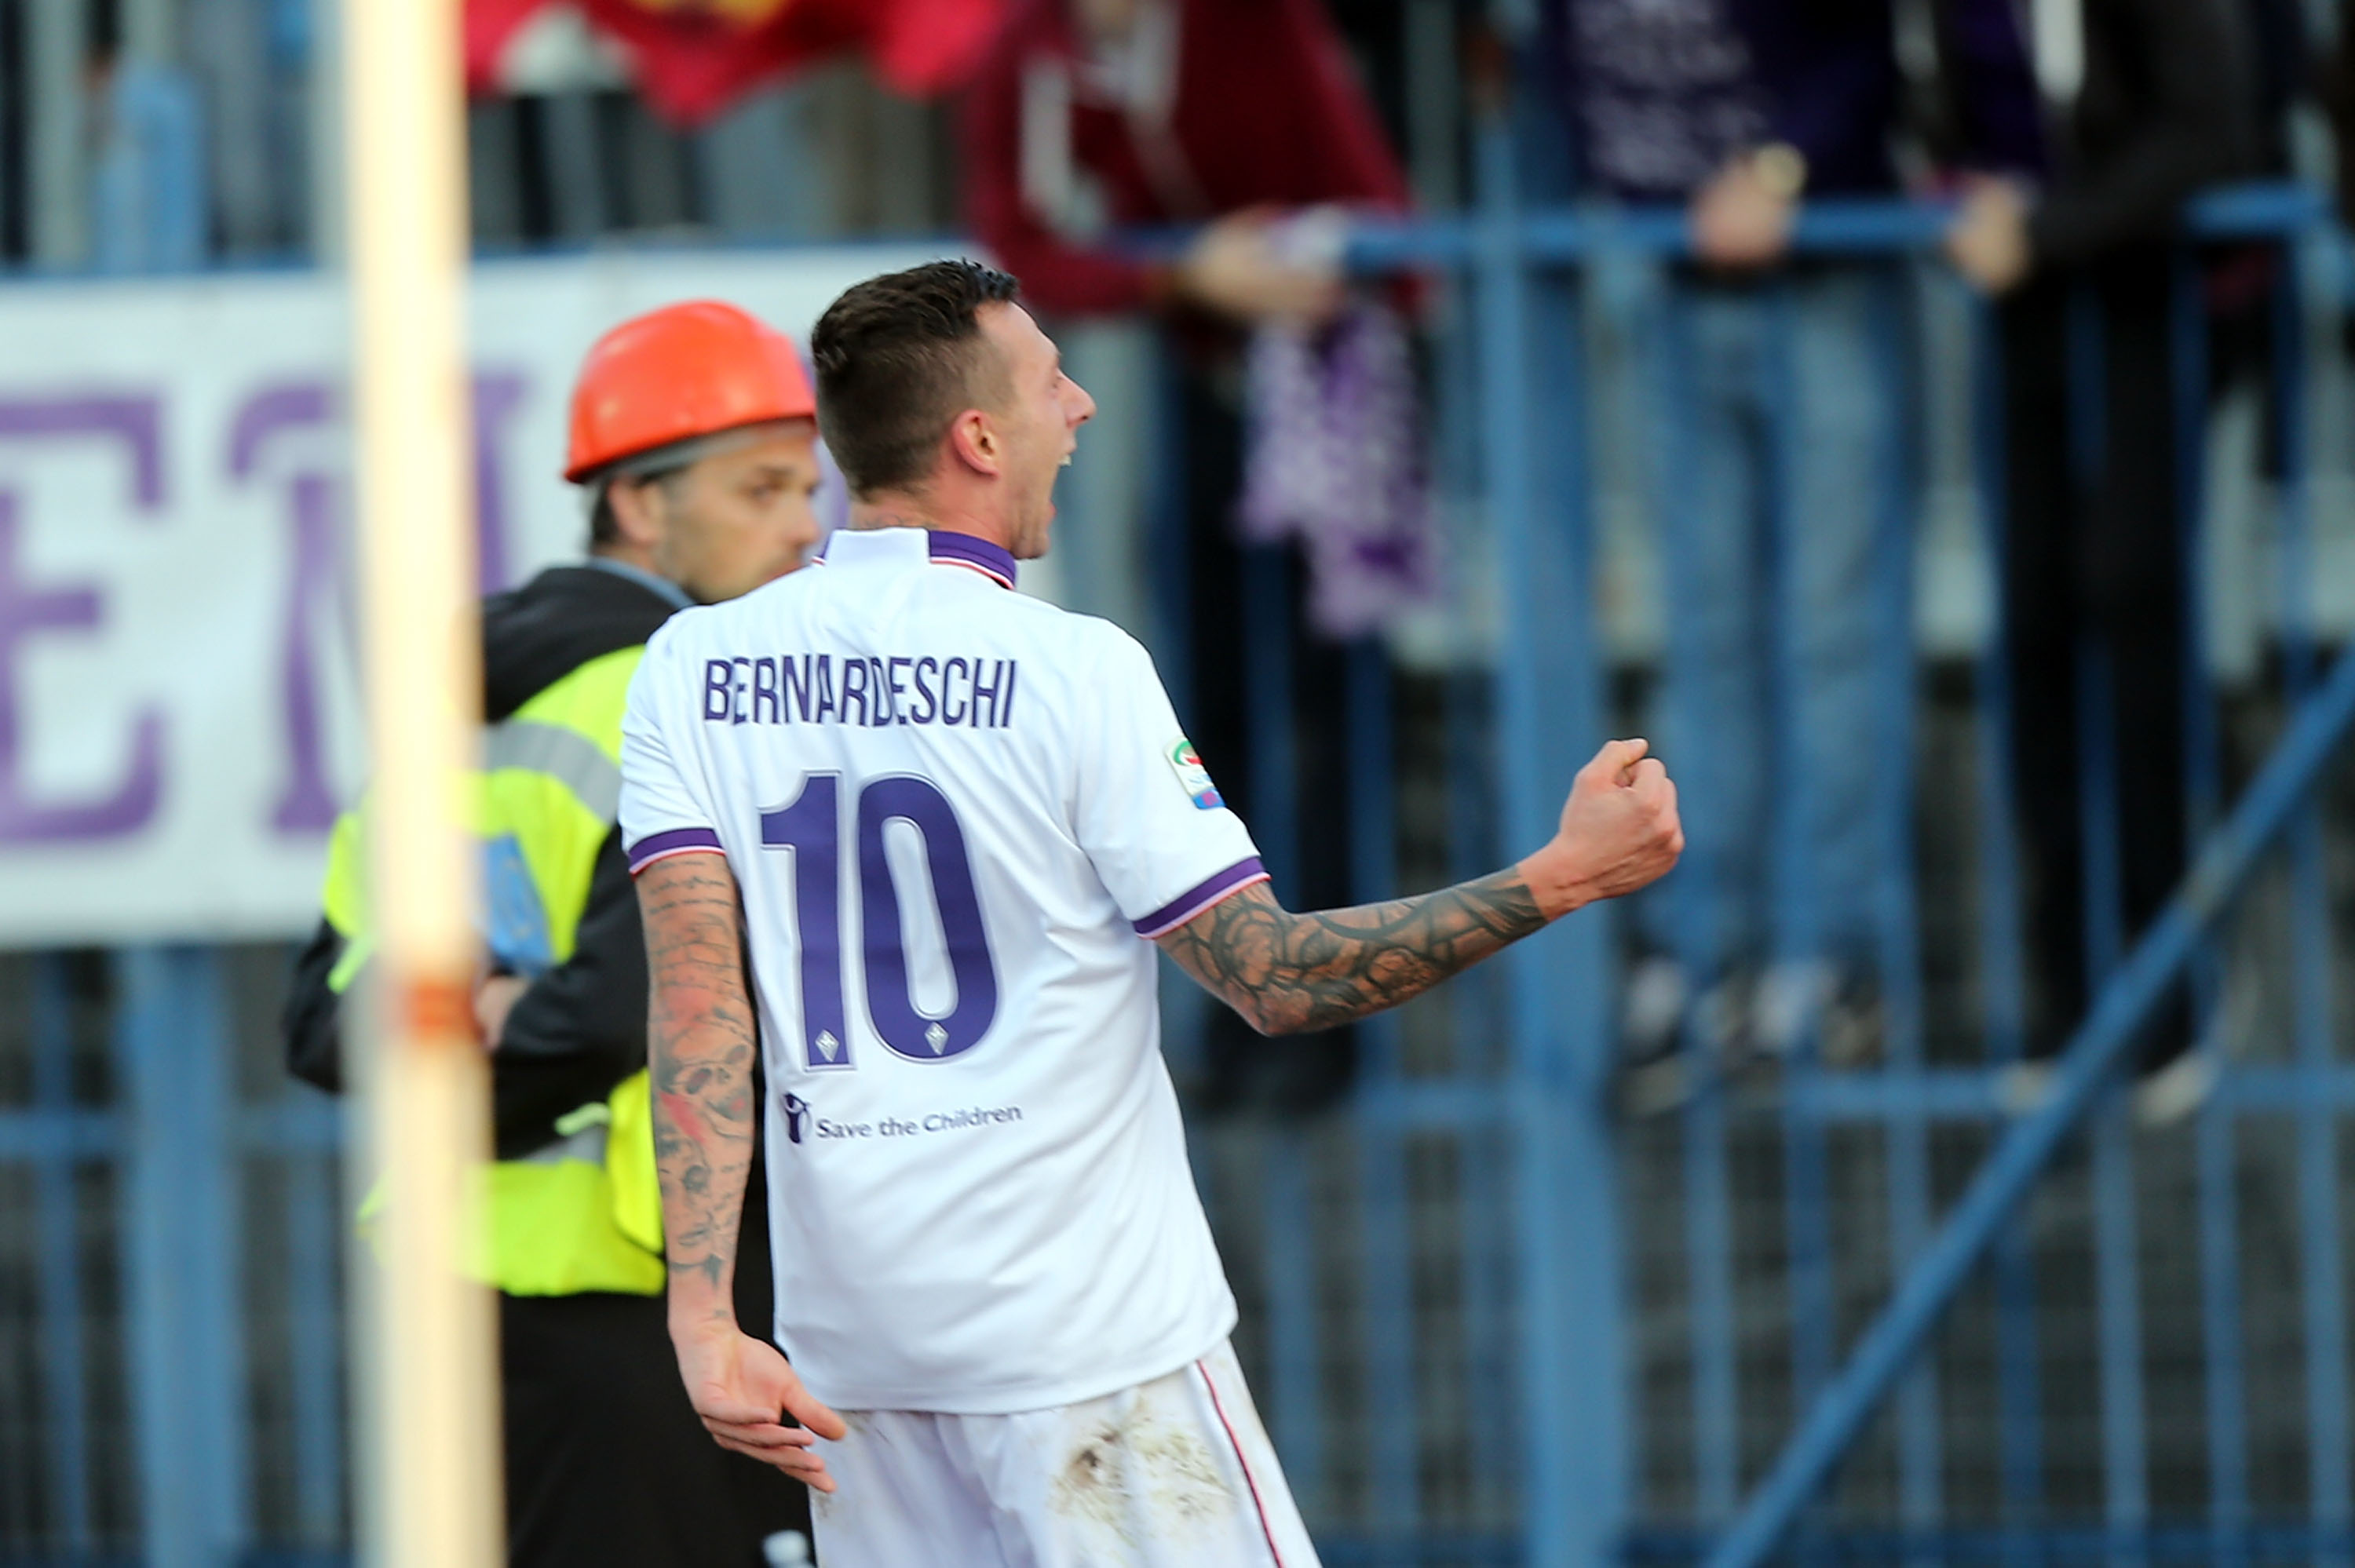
977, 303, 1094, 560
627, 421, 823, 603
1074, 0, 1142, 44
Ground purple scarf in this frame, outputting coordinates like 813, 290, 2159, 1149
1236, 300, 1437, 639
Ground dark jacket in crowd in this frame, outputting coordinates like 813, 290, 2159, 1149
962, 0, 1411, 315
2028, 0, 2256, 267
1549, 0, 2046, 199
281, 563, 676, 1161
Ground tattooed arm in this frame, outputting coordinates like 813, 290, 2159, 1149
637, 851, 845, 1487
1159, 738, 1683, 1034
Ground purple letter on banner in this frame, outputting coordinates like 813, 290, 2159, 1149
230, 381, 347, 833
0, 395, 168, 841
473, 370, 528, 594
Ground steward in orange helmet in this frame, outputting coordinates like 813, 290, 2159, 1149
283, 301, 825, 1567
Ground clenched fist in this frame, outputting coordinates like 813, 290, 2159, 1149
1519, 738, 1685, 918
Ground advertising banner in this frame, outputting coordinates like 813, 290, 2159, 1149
0, 242, 942, 944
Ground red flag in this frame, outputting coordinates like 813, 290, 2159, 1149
466, 0, 1008, 125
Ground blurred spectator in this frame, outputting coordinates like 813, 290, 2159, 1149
1945, 0, 2255, 1064
1548, 0, 2041, 1065
963, 0, 1415, 1113
964, 0, 1402, 319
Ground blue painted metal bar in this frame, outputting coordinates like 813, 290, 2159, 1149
1761, 279, 1836, 1558
0, 1109, 122, 1158
1145, 343, 1194, 712
30, 954, 92, 1557
1330, 183, 2327, 273
1238, 532, 1320, 1509
2193, 1061, 2249, 1564
1701, 633, 2355, 1568
2079, 651, 2151, 1568
1639, 1522, 2355, 1563
111, 946, 250, 1568
1474, 114, 1627, 1567
2270, 238, 2353, 1568
2090, 1090, 2149, 1565
1225, 519, 1324, 1511
1243, 543, 1301, 902
1865, 268, 1939, 1548
1684, 1074, 1739, 1523
2062, 286, 2149, 1568
1349, 639, 1419, 1559
282, 1129, 345, 1546
1262, 1132, 1325, 1515
1966, 290, 2046, 1540
1653, 271, 1741, 1530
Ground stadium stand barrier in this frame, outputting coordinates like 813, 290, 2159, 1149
7, 110, 2355, 1568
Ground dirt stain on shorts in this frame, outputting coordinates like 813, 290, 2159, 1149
1050, 1388, 1235, 1547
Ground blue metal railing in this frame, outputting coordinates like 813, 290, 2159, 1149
1269, 148, 2355, 1566
5, 156, 2355, 1566
0, 950, 346, 1564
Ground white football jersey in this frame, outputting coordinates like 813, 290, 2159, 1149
619, 525, 1265, 1414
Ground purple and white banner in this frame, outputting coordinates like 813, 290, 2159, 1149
0, 242, 941, 944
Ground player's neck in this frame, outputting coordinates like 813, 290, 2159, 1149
848, 498, 1017, 556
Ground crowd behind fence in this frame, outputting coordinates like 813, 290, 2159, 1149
6, 166, 2355, 1565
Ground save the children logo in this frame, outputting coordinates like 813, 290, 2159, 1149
1167, 737, 1224, 810
781, 1092, 812, 1144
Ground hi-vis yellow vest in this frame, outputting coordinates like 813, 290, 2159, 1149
325, 646, 665, 1296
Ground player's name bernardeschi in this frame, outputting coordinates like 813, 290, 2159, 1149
701, 654, 1019, 730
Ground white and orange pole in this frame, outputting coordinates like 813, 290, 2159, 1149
341, 0, 502, 1563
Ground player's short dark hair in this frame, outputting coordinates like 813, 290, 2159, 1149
810, 259, 1022, 498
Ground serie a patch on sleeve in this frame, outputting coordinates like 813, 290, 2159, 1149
1167, 737, 1225, 810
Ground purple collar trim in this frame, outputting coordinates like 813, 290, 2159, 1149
813, 527, 1017, 589
925, 531, 1017, 589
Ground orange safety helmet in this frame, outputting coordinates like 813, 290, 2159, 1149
563, 300, 817, 483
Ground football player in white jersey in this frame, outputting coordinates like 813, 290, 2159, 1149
619, 260, 1682, 1566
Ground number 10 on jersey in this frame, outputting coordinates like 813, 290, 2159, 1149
761, 773, 1000, 1070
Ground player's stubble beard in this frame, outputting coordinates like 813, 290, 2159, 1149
1013, 456, 1061, 560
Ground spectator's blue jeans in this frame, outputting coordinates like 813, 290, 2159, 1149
1641, 268, 1909, 979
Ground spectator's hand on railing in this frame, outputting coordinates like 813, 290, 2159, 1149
1690, 149, 1801, 270
1946, 176, 2033, 294
1174, 210, 1345, 326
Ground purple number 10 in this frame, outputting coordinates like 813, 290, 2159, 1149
760, 773, 999, 1069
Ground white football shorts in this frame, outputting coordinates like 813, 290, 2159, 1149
807, 1339, 1321, 1567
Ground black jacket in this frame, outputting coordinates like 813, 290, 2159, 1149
2028, 0, 2256, 266
281, 564, 681, 1160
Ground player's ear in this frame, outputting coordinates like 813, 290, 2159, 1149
947, 408, 1001, 477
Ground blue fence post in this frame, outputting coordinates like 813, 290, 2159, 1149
30, 954, 93, 1557
2269, 235, 2353, 1568
1968, 290, 2046, 1545
112, 945, 249, 1568
1703, 636, 2355, 1568
1865, 265, 1938, 1550
1474, 114, 1627, 1567
1349, 639, 1419, 1563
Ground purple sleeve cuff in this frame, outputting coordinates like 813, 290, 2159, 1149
1132, 857, 1270, 938
626, 826, 725, 873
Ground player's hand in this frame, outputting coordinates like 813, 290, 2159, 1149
1522, 738, 1683, 917
671, 1318, 848, 1490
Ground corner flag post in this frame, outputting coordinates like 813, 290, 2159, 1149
341, 0, 502, 1563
